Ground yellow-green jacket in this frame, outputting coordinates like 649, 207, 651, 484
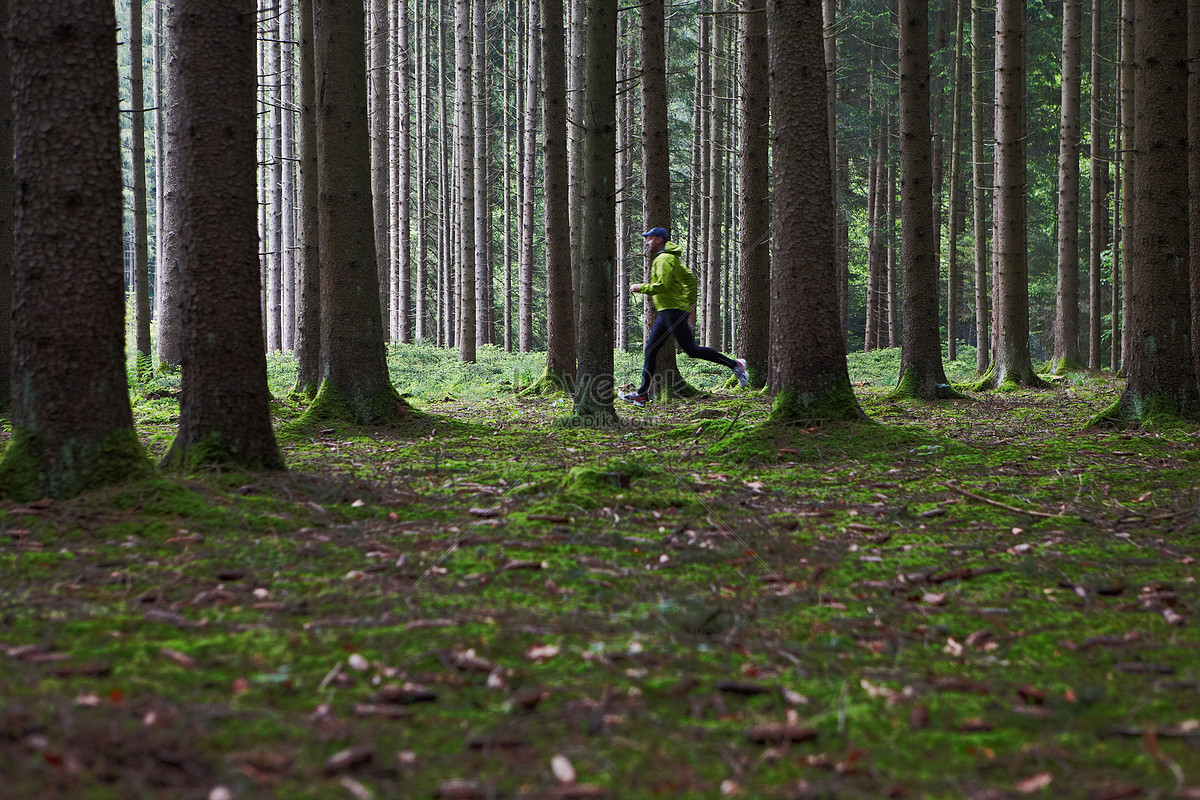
634, 241, 697, 311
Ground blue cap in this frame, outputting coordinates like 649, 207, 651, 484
641, 227, 669, 239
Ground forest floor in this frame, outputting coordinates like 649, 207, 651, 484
1, 345, 1199, 800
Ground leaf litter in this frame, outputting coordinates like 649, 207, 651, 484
2, 366, 1200, 797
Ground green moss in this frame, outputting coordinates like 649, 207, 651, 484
160, 430, 286, 473
886, 368, 968, 401
766, 382, 865, 425
1090, 391, 1200, 428
0, 425, 151, 501
294, 378, 412, 428
519, 368, 572, 397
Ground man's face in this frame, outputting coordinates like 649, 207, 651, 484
645, 235, 663, 253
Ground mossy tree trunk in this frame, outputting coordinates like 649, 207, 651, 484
569, 0, 619, 427
894, 0, 959, 400
766, 0, 864, 425
0, 0, 150, 500
1101, 0, 1199, 424
293, 0, 321, 400
641, 0, 697, 400
308, 0, 407, 426
161, 0, 285, 472
737, 0, 770, 389
1052, 0, 1082, 373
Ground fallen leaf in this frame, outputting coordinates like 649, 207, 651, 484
347, 653, 370, 672
745, 723, 818, 744
525, 644, 560, 663
1015, 773, 1053, 794
339, 776, 373, 800
323, 745, 374, 775
551, 754, 576, 784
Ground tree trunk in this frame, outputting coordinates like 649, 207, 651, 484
641, 0, 694, 398
1088, 0, 1107, 370
568, 0, 585, 319
864, 134, 879, 351
281, 0, 296, 351
738, 0, 769, 388
534, 0, 575, 391
370, 0, 390, 339
704, 5, 725, 350
765, 0, 862, 424
945, 0, 966, 362
1, 0, 149, 499
293, 0, 320, 398
971, 0, 990, 374
1052, 0, 1082, 371
308, 0, 405, 424
1119, 0, 1134, 371
266, 3, 283, 352
519, 0, 538, 352
885, 155, 898, 348
1191, 0, 1200, 377
456, 0, 476, 361
822, 0, 841, 334
130, 0, 152, 372
1105, 0, 1199, 422
162, 0, 284, 471
157, 0, 183, 370
986, 0, 1041, 388
396, 0, 411, 342
0, 0, 11, 412
570, 0, 618, 426
894, 0, 957, 399
473, 0, 489, 349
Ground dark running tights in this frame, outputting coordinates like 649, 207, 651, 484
637, 308, 737, 395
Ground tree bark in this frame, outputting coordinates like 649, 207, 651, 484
1104, 0, 1199, 422
985, 0, 1041, 388
157, 0, 183, 369
704, 5, 725, 350
535, 0, 575, 391
1088, 0, 1107, 370
1052, 0, 1082, 371
308, 0, 406, 424
130, 0, 153, 372
570, 0, 618, 426
1, 0, 149, 499
738, 0, 770, 388
370, 0, 390, 339
894, 0, 957, 399
456, 0, 476, 361
1191, 0, 1200, 376
945, 0, 966, 361
1119, 0, 1134, 371
640, 0, 694, 398
765, 0, 863, 424
162, 0, 284, 471
971, 0, 990, 374
473, 0, 489, 349
293, 0, 320, 398
519, 0, 538, 352
0, 0, 11, 412
395, 0, 411, 342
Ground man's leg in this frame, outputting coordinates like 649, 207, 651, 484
636, 311, 675, 396
669, 311, 739, 371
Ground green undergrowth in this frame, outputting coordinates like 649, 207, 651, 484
2, 346, 1199, 798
